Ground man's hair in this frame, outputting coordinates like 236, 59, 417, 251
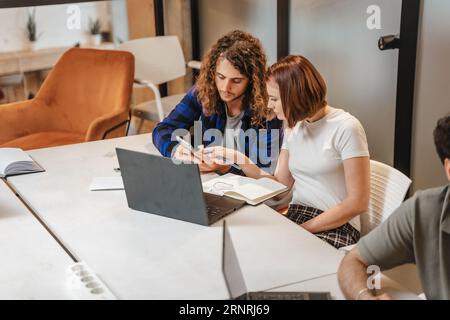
434, 114, 450, 164
196, 30, 268, 127
267, 55, 327, 128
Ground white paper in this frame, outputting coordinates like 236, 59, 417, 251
89, 176, 124, 191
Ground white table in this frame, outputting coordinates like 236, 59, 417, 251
0, 43, 116, 76
0, 47, 65, 76
7, 134, 345, 299
0, 180, 74, 299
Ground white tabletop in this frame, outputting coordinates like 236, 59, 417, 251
0, 43, 117, 76
0, 180, 74, 299
8, 134, 344, 299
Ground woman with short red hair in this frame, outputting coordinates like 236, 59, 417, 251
206, 55, 370, 249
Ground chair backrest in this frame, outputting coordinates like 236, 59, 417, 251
118, 36, 186, 85
36, 48, 134, 134
360, 160, 412, 235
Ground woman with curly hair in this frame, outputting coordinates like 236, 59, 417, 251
152, 30, 282, 174
206, 55, 370, 249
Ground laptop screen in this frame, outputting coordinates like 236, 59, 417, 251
222, 220, 248, 299
116, 148, 210, 226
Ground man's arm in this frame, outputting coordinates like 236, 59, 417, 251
338, 196, 417, 300
152, 88, 202, 157
338, 247, 391, 300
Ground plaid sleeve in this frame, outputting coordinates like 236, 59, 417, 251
257, 119, 283, 174
152, 88, 202, 157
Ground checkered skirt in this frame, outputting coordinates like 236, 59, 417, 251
286, 204, 360, 249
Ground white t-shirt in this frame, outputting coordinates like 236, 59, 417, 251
282, 107, 370, 231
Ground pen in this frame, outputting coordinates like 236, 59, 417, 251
215, 156, 241, 171
176, 136, 203, 160
202, 148, 241, 170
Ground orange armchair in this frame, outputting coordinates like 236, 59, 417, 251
0, 48, 134, 150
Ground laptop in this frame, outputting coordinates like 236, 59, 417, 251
116, 148, 246, 226
222, 220, 332, 300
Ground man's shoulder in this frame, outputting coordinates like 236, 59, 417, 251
409, 184, 449, 219
184, 86, 200, 103
380, 185, 449, 229
175, 86, 205, 114
414, 185, 448, 203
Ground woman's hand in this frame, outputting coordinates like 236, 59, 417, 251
196, 145, 231, 173
198, 162, 231, 173
203, 146, 247, 166
172, 144, 200, 164
172, 145, 230, 173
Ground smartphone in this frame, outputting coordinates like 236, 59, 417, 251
175, 136, 194, 154
175, 136, 204, 161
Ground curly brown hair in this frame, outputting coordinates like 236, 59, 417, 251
196, 30, 268, 127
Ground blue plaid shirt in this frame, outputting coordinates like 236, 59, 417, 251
152, 87, 283, 173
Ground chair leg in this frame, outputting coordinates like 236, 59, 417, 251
125, 119, 131, 136
136, 116, 145, 134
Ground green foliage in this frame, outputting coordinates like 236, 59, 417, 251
26, 8, 38, 42
89, 18, 101, 35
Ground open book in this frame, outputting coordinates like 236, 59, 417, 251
202, 173, 288, 205
0, 148, 45, 178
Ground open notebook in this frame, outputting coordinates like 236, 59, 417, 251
0, 148, 44, 178
202, 173, 288, 205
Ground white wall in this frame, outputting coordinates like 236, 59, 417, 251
289, 0, 402, 166
411, 0, 450, 191
110, 0, 128, 44
198, 0, 277, 64
0, 1, 111, 53
289, 0, 449, 191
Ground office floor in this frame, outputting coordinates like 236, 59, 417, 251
128, 116, 158, 135
0, 71, 50, 104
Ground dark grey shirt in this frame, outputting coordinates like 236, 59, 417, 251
358, 184, 450, 300
224, 108, 245, 150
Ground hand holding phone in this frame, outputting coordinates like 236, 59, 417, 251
175, 136, 204, 161
175, 136, 194, 154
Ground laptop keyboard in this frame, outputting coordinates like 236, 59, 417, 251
203, 192, 245, 225
247, 292, 331, 300
206, 205, 229, 224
